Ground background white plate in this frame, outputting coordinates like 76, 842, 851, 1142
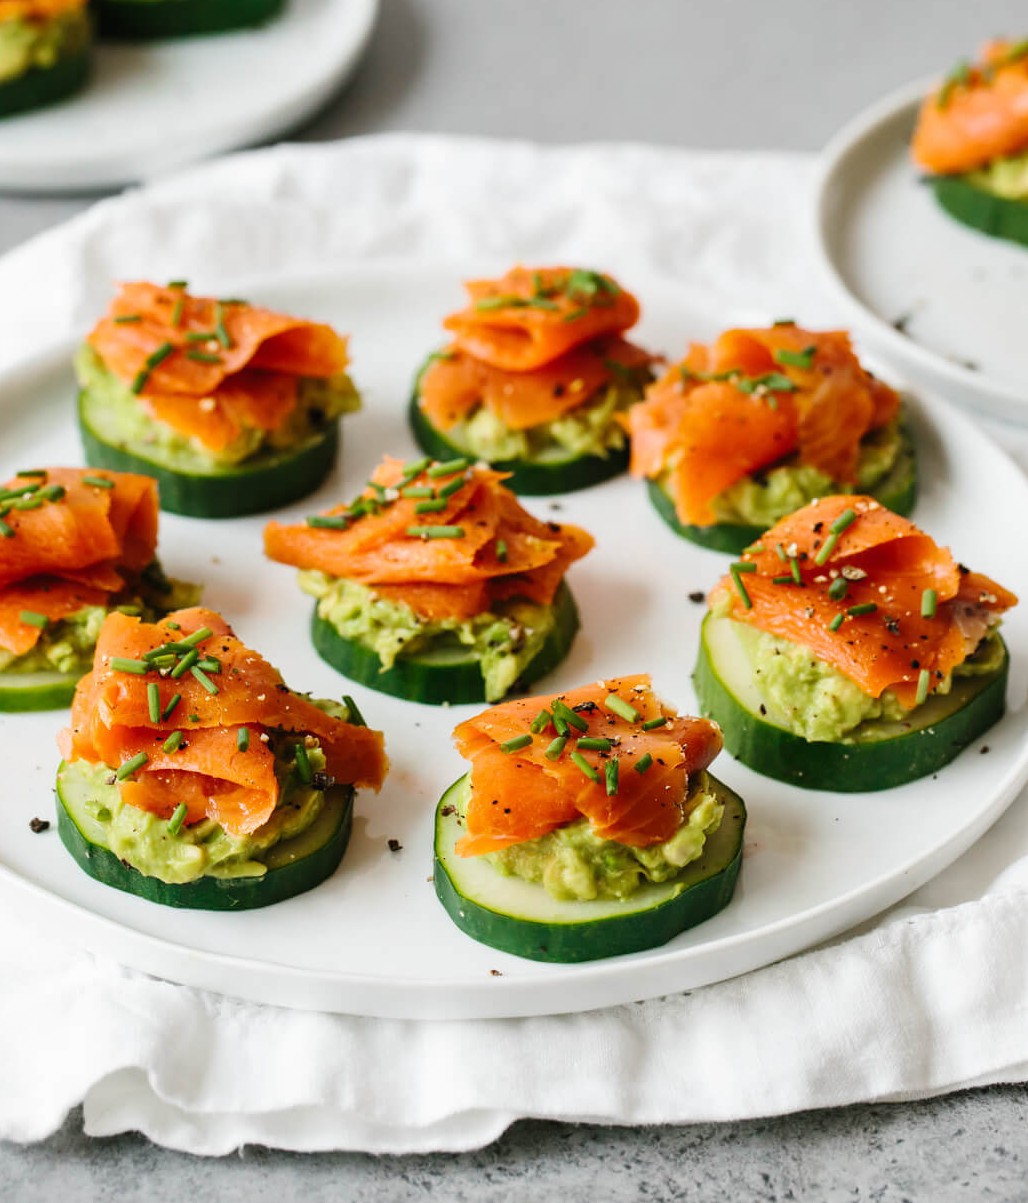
0, 0, 378, 193
813, 80, 1028, 425
0, 265, 1026, 1021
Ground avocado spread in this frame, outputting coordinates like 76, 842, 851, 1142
0, 6, 89, 85
967, 149, 1028, 200
300, 570, 557, 702
75, 344, 360, 469
481, 773, 724, 902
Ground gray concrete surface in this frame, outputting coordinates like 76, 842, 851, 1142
2, 0, 1028, 1193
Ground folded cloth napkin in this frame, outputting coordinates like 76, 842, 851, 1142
0, 134, 1026, 1156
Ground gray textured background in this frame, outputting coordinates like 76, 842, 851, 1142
2, 0, 1027, 1195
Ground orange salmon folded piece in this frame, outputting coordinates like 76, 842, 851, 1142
625, 325, 900, 527
264, 456, 594, 622
911, 40, 1028, 175
442, 266, 641, 373
61, 607, 388, 840
85, 282, 350, 453
713, 495, 1017, 709
0, 468, 159, 657
451, 675, 724, 856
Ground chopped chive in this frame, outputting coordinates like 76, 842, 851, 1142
169, 648, 198, 678
553, 699, 588, 731
814, 532, 840, 566
143, 641, 186, 660
829, 612, 845, 632
577, 737, 611, 752
38, 485, 66, 502
15, 469, 46, 478
82, 475, 114, 489
147, 682, 161, 723
11, 496, 43, 511
237, 727, 250, 752
438, 475, 466, 499
570, 751, 600, 782
401, 485, 435, 498
604, 693, 640, 723
214, 302, 232, 349
186, 350, 223, 364
730, 561, 757, 573
401, 456, 431, 478
545, 735, 568, 760
773, 345, 816, 370
114, 314, 142, 324
915, 668, 931, 705
552, 712, 568, 736
634, 752, 653, 774
501, 733, 533, 754
171, 297, 185, 327
306, 514, 349, 530
743, 543, 765, 555
0, 482, 39, 501
167, 279, 188, 289
406, 525, 465, 539
110, 656, 149, 674
529, 709, 552, 734
294, 742, 312, 784
0, 519, 14, 538
772, 574, 795, 585
642, 716, 668, 731
828, 577, 849, 601
185, 330, 217, 342
161, 692, 181, 721
730, 566, 753, 609
146, 342, 175, 370
415, 498, 449, 514
342, 694, 366, 727
162, 730, 184, 753
427, 457, 469, 478
921, 588, 938, 619
790, 557, 802, 584
846, 602, 877, 617
830, 508, 857, 535
605, 757, 620, 796
167, 801, 188, 835
190, 666, 219, 695
196, 657, 221, 673
218, 298, 248, 306
474, 294, 527, 311
18, 610, 48, 629
179, 626, 213, 648
166, 622, 181, 630
116, 751, 149, 781
495, 538, 508, 562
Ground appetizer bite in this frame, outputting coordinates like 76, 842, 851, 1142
0, 467, 197, 711
264, 455, 593, 705
56, 606, 387, 909
94, 0, 284, 40
76, 281, 359, 518
409, 266, 654, 494
912, 39, 1028, 246
626, 324, 916, 553
433, 675, 745, 962
0, 0, 90, 119
694, 496, 1016, 790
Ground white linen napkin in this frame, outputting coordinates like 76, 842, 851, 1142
0, 134, 1026, 1156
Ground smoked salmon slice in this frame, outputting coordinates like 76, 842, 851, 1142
625, 325, 901, 527
61, 606, 387, 838
264, 456, 594, 621
0, 468, 159, 658
912, 40, 1028, 175
84, 282, 351, 454
451, 675, 724, 856
713, 496, 1017, 709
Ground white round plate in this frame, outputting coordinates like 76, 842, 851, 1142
1, 264, 1026, 1020
814, 79, 1028, 424
0, 0, 378, 193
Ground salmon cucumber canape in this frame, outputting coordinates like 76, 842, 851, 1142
433, 675, 745, 962
0, 0, 90, 118
694, 496, 1017, 790
55, 606, 387, 910
94, 0, 284, 40
626, 324, 917, 554
0, 467, 198, 711
264, 455, 593, 705
76, 281, 360, 518
410, 266, 655, 494
912, 39, 1028, 246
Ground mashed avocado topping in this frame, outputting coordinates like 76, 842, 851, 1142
967, 149, 1028, 200
68, 734, 334, 885
75, 344, 360, 469
708, 418, 906, 527
300, 570, 555, 702
0, 6, 88, 85
480, 774, 724, 902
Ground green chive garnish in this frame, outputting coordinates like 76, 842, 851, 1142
167, 802, 188, 835
110, 657, 148, 674
921, 588, 937, 619
634, 752, 653, 774
829, 612, 845, 632
294, 742, 312, 784
530, 709, 552, 734
214, 302, 232, 349
604, 693, 640, 723
789, 557, 802, 584
847, 602, 877, 617
577, 737, 611, 752
186, 350, 222, 364
828, 577, 849, 601
167, 279, 188, 289
495, 538, 508, 562
438, 475, 466, 499
401, 485, 435, 498
342, 694, 366, 727
38, 485, 65, 502
237, 727, 250, 752
552, 712, 568, 736
772, 574, 794, 585
169, 649, 198, 678
166, 622, 181, 630
162, 730, 184, 753
545, 735, 568, 760
641, 716, 668, 730
730, 566, 753, 609
114, 314, 142, 324
190, 666, 219, 695
605, 757, 620, 796
553, 699, 588, 731
18, 610, 48, 630
171, 297, 185, 327
427, 458, 469, 478
773, 345, 816, 370
0, 519, 14, 538
474, 294, 526, 311
147, 682, 161, 723
815, 533, 839, 565
401, 456, 431, 478
116, 751, 149, 781
570, 751, 600, 782
501, 733, 533, 754
161, 692, 181, 721
307, 515, 349, 530
196, 657, 220, 673
415, 498, 448, 514
830, 508, 857, 535
11, 496, 42, 511
915, 668, 931, 705
775, 543, 788, 562
179, 626, 212, 648
406, 525, 464, 539
82, 475, 115, 489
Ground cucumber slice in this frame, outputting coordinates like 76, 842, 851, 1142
310, 581, 580, 706
408, 393, 629, 496
433, 772, 746, 962
78, 389, 339, 518
693, 612, 1008, 791
930, 175, 1028, 248
0, 51, 89, 119
647, 427, 918, 554
0, 668, 80, 712
56, 758, 354, 910
95, 0, 284, 39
